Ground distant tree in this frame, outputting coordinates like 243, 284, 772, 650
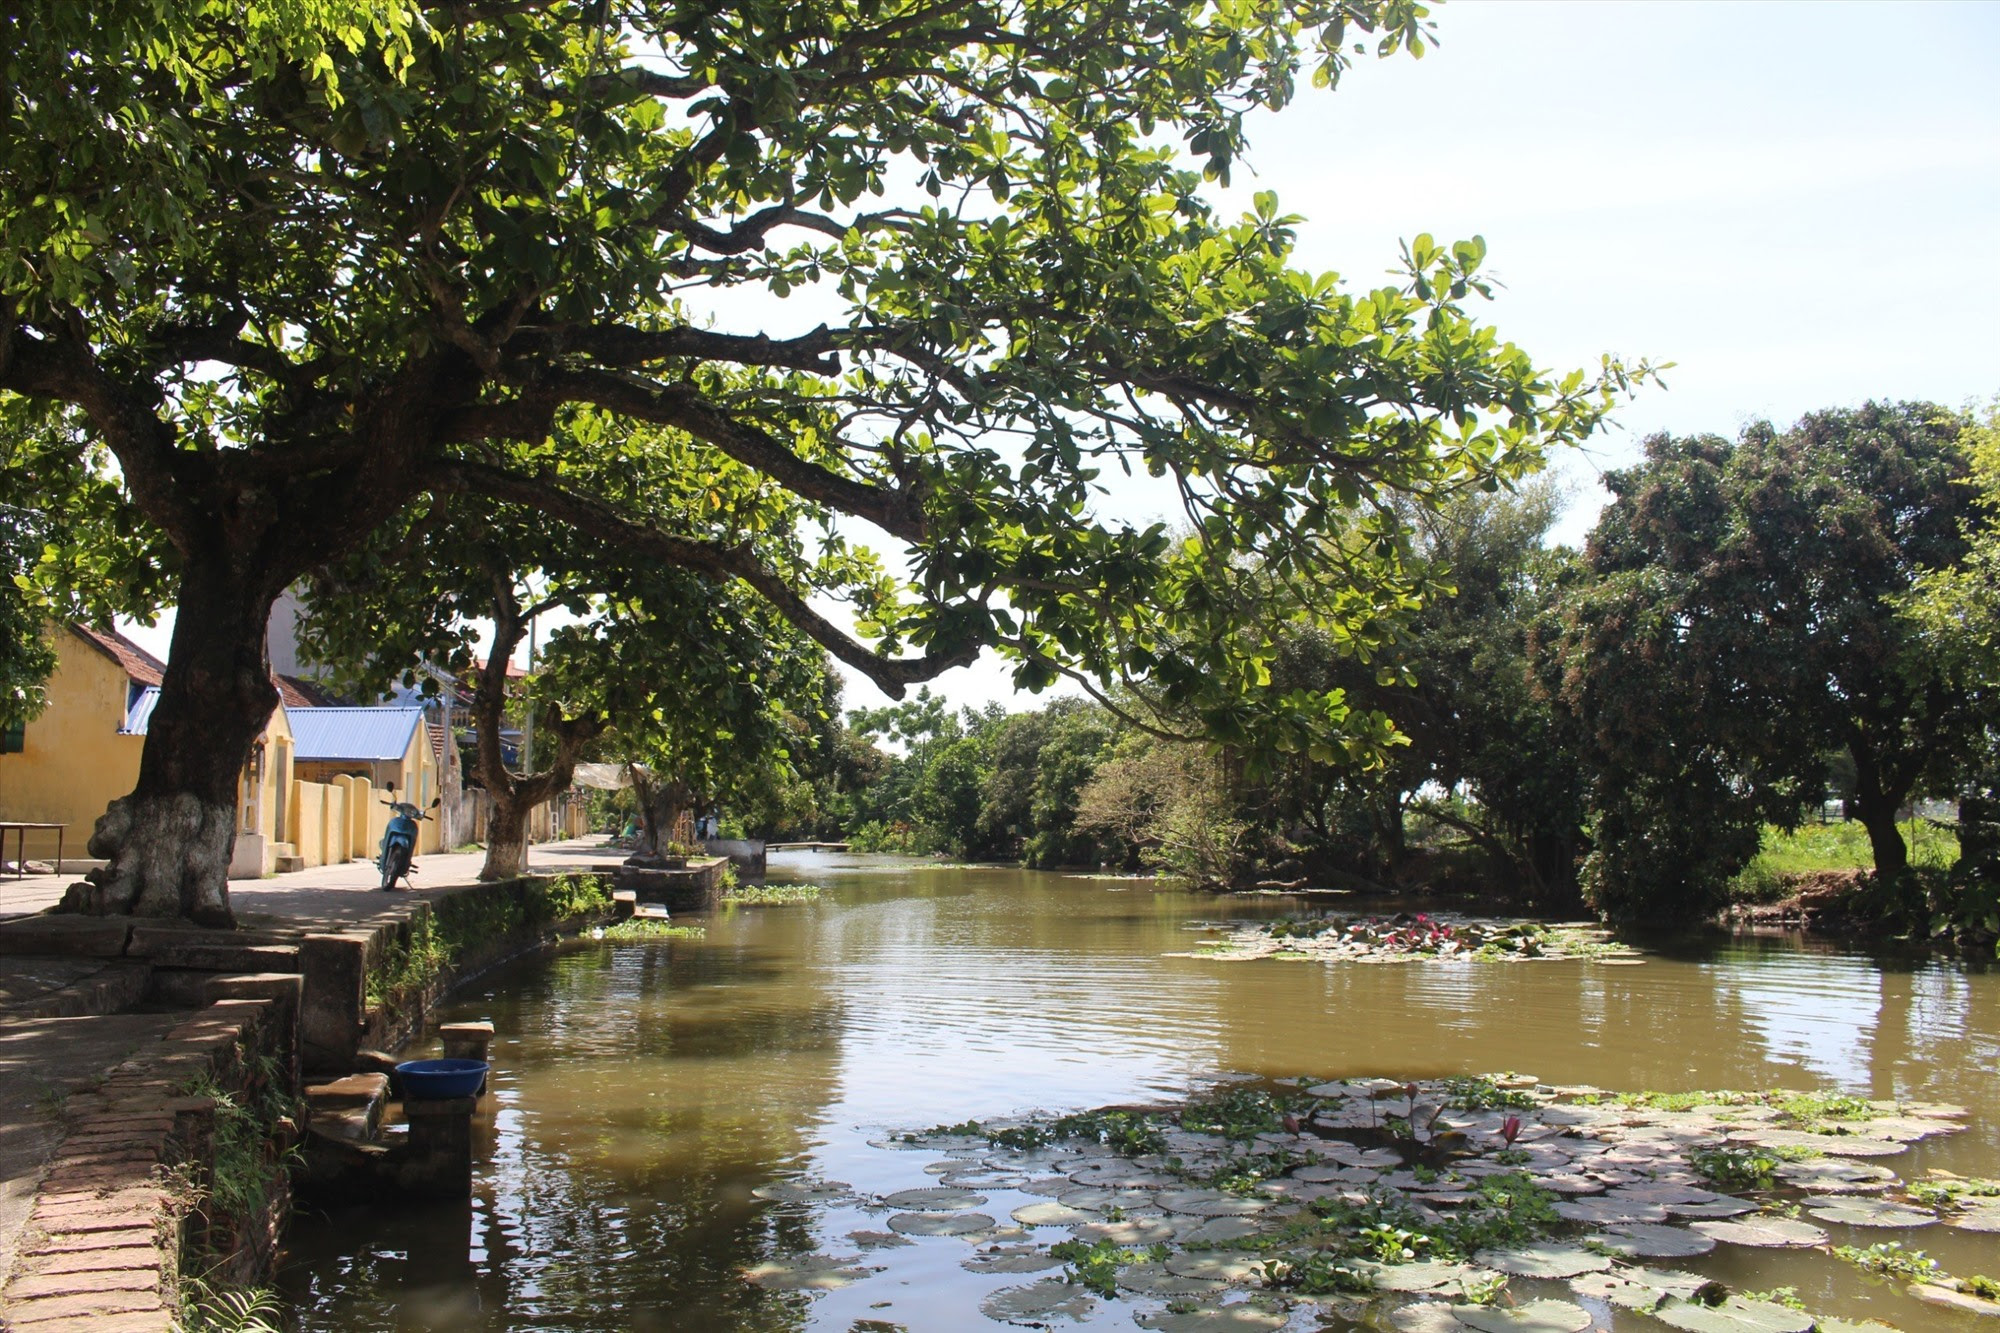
1553, 402, 1985, 922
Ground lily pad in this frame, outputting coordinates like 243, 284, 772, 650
744, 1254, 872, 1291
1337, 1259, 1477, 1293
1115, 1263, 1227, 1296
1730, 1128, 1905, 1158
1165, 1252, 1268, 1282
1688, 1216, 1827, 1247
1807, 1195, 1936, 1228
752, 1179, 855, 1204
887, 1210, 994, 1236
1666, 1197, 1761, 1218
1390, 1306, 1464, 1333
964, 1246, 1065, 1275
883, 1186, 987, 1211
847, 1230, 914, 1250
1011, 1201, 1097, 1227
1135, 1305, 1289, 1332
1947, 1204, 2000, 1232
1571, 1267, 1718, 1312
1157, 1189, 1268, 1217
1908, 1283, 2000, 1317
1473, 1243, 1612, 1279
1815, 1321, 1903, 1333
1074, 1216, 1179, 1245
979, 1278, 1095, 1324
1447, 1299, 1593, 1332
1653, 1296, 1816, 1333
1178, 1215, 1268, 1245
1553, 1196, 1669, 1225
1590, 1223, 1716, 1258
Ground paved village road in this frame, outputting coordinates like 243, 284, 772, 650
0, 837, 630, 930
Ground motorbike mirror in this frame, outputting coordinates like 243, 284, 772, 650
429, 796, 441, 809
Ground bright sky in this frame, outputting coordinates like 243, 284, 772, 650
123, 1, 2000, 717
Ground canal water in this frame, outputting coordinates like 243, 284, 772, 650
277, 856, 2000, 1331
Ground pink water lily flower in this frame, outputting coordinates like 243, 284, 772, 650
1501, 1114, 1522, 1145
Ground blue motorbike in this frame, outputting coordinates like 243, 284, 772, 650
378, 796, 439, 892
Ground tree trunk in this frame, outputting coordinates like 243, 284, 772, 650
62, 559, 280, 927
479, 795, 532, 880
1853, 797, 1910, 881
630, 772, 692, 860
470, 584, 599, 881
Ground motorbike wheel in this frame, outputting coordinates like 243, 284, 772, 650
380, 844, 412, 891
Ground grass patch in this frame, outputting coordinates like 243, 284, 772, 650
1731, 819, 1958, 902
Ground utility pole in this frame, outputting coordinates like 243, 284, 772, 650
520, 612, 536, 775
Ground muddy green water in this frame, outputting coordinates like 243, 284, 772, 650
278, 857, 2000, 1331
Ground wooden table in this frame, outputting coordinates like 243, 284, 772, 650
0, 821, 66, 877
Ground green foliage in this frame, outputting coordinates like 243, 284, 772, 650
1739, 1287, 1806, 1311
173, 1049, 300, 1231
600, 918, 706, 941
424, 874, 614, 973
1555, 403, 1987, 923
1685, 1147, 1781, 1191
1440, 1076, 1536, 1111
1906, 1176, 2000, 1209
364, 916, 454, 1018
1833, 1242, 1942, 1282
1048, 1238, 1168, 1297
723, 883, 821, 905
1308, 1173, 1557, 1262
177, 1279, 284, 1333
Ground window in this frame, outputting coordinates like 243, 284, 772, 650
0, 721, 22, 754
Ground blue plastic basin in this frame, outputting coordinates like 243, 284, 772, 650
395, 1057, 488, 1099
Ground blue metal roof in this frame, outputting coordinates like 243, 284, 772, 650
287, 707, 425, 762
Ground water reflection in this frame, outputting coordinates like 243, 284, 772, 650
279, 857, 2000, 1330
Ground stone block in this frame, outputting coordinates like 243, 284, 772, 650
299, 932, 369, 1074
0, 915, 132, 958
439, 1021, 494, 1062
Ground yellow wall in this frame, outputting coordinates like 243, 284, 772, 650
238, 708, 295, 847
0, 631, 145, 860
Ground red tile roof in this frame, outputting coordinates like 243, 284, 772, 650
274, 674, 344, 708
70, 625, 166, 686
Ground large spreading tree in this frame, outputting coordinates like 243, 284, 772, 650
4, 0, 1642, 925
1552, 402, 1986, 923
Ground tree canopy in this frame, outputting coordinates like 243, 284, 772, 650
2, 0, 1644, 923
1552, 402, 1985, 922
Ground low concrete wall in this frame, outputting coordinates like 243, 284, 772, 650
354, 873, 619, 1059
703, 838, 766, 880
613, 856, 729, 913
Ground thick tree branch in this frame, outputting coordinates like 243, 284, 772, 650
0, 324, 200, 540
440, 368, 926, 540
436, 460, 974, 696
509, 322, 843, 375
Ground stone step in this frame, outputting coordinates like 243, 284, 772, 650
125, 927, 300, 973
0, 958, 152, 1020
304, 1073, 390, 1145
272, 855, 305, 873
